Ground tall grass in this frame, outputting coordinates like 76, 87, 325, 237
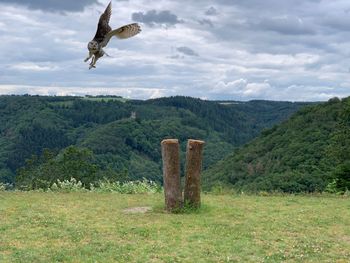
46, 178, 162, 194
0, 183, 12, 191
91, 179, 162, 194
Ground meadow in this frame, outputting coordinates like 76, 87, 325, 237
1, 192, 349, 262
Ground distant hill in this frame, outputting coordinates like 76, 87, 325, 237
0, 95, 309, 186
203, 97, 350, 193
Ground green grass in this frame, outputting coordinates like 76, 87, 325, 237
0, 193, 349, 262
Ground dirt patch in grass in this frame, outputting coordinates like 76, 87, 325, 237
122, 207, 152, 214
341, 235, 350, 244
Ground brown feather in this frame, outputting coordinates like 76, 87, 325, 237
101, 23, 141, 47
93, 2, 112, 44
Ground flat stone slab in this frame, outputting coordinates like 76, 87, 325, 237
123, 206, 152, 214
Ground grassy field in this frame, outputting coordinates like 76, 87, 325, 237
0, 193, 349, 262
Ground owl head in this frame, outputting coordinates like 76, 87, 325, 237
88, 41, 99, 53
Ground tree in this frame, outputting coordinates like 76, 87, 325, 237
333, 162, 350, 192
16, 146, 98, 189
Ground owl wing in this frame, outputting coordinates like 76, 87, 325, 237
100, 23, 141, 47
93, 1, 112, 44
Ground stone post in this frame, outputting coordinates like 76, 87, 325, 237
184, 139, 205, 208
161, 139, 182, 211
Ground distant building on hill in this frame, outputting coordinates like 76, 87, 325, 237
130, 111, 137, 119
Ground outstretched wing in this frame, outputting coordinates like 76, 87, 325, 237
93, 1, 112, 44
101, 23, 141, 47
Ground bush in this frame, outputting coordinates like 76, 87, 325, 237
0, 183, 7, 191
0, 183, 13, 191
49, 178, 87, 193
46, 177, 162, 194
334, 163, 350, 193
324, 179, 338, 194
92, 178, 162, 194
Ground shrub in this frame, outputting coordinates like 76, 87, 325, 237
324, 179, 338, 194
92, 178, 162, 194
0, 183, 12, 191
0, 183, 7, 191
333, 162, 350, 193
46, 177, 162, 194
49, 178, 87, 193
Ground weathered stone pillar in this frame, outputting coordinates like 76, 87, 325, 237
184, 139, 205, 208
161, 139, 182, 211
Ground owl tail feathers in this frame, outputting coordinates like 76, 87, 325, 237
105, 52, 112, 58
101, 49, 112, 58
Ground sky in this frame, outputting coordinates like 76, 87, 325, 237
0, 0, 350, 101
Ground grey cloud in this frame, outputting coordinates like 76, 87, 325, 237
198, 18, 214, 27
177, 46, 199, 57
257, 16, 316, 35
132, 10, 182, 26
205, 6, 218, 16
202, 0, 330, 55
321, 15, 350, 32
0, 0, 98, 12
169, 54, 183, 60
217, 0, 321, 11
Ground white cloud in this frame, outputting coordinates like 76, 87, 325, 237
244, 82, 271, 96
0, 84, 170, 99
213, 79, 272, 98
10, 62, 59, 72
214, 79, 248, 94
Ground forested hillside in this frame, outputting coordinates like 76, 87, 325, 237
0, 95, 308, 188
203, 97, 350, 193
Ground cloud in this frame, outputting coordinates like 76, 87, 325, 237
10, 62, 59, 72
205, 7, 218, 16
257, 16, 315, 35
0, 84, 169, 99
132, 10, 182, 27
0, 0, 98, 12
211, 79, 347, 101
198, 18, 214, 27
214, 79, 272, 97
176, 46, 199, 57
214, 79, 248, 93
0, 0, 349, 102
321, 15, 350, 32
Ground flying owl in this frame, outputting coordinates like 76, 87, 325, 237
84, 1, 141, 69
